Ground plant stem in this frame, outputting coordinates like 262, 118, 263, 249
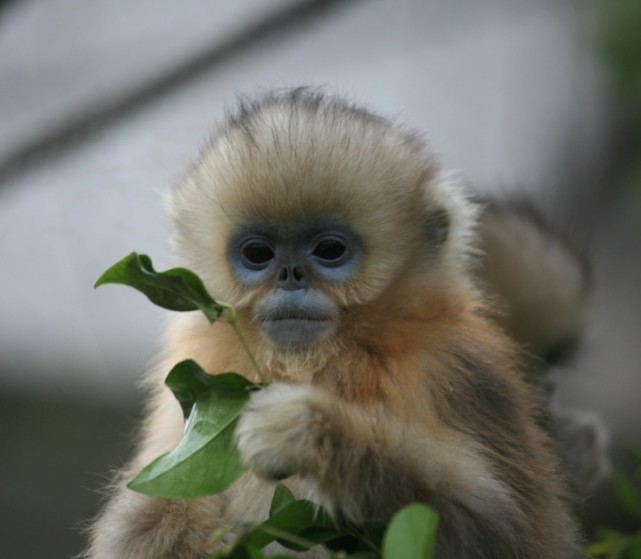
256, 526, 338, 558
256, 525, 316, 550
230, 320, 267, 383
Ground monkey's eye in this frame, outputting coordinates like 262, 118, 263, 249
240, 240, 275, 269
312, 237, 348, 266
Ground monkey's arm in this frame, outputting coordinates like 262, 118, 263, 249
236, 383, 552, 559
86, 479, 223, 559
85, 389, 226, 559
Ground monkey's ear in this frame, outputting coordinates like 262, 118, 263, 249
425, 208, 450, 248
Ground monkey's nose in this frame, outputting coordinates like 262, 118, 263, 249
277, 265, 308, 290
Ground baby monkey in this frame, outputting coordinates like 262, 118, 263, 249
87, 89, 582, 558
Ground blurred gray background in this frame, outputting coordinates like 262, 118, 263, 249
1, 0, 640, 556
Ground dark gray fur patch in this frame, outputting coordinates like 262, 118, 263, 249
425, 207, 450, 248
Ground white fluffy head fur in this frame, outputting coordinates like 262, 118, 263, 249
166, 88, 479, 308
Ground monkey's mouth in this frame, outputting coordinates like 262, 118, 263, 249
260, 314, 336, 347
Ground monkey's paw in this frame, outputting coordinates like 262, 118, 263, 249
235, 383, 329, 481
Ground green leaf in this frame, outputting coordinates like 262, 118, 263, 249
165, 359, 259, 419
256, 500, 329, 549
270, 485, 297, 517
630, 532, 641, 559
339, 521, 385, 552
95, 252, 230, 323
128, 371, 256, 498
245, 543, 266, 559
586, 529, 627, 557
382, 504, 439, 559
613, 469, 641, 521
220, 500, 336, 557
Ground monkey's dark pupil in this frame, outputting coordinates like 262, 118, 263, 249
243, 243, 274, 264
314, 240, 346, 261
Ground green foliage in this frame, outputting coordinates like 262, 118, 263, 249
382, 504, 439, 559
95, 252, 233, 323
614, 468, 641, 523
587, 450, 641, 559
129, 361, 261, 499
212, 489, 342, 558
96, 253, 440, 557
96, 252, 263, 379
165, 359, 257, 420
211, 489, 437, 559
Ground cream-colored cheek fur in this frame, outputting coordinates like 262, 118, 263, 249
165, 167, 479, 312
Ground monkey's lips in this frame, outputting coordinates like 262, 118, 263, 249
260, 315, 336, 347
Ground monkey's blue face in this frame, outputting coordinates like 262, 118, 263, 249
228, 218, 362, 348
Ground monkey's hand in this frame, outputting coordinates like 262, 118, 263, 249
235, 382, 524, 528
235, 383, 430, 522
235, 383, 328, 482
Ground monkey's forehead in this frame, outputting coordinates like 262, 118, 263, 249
193, 150, 434, 237
192, 106, 438, 223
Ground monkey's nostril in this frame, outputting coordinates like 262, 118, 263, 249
278, 265, 305, 287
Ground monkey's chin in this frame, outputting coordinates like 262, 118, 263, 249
261, 318, 336, 349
